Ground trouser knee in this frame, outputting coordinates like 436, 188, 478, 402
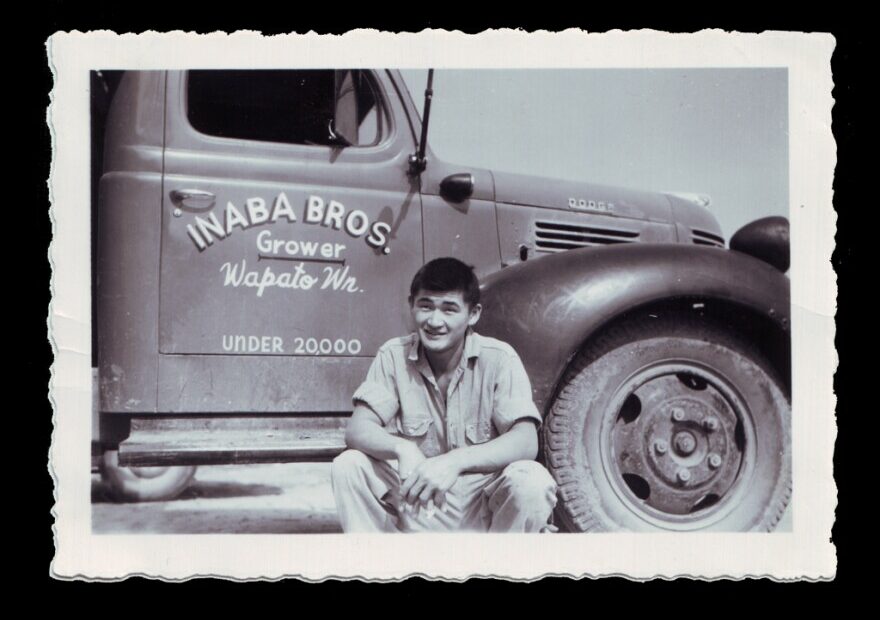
497, 461, 558, 510
331, 449, 371, 486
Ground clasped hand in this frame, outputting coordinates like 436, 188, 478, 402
396, 443, 462, 513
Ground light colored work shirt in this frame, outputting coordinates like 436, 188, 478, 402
352, 331, 542, 458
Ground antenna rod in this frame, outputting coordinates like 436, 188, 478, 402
412, 69, 434, 174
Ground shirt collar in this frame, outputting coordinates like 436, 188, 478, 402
407, 330, 481, 368
461, 329, 481, 367
407, 334, 420, 362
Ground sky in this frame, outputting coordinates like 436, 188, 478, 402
400, 69, 788, 241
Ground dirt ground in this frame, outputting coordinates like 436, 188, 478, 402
91, 463, 792, 534
91, 463, 342, 534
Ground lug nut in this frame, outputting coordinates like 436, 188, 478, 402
676, 468, 692, 483
654, 439, 668, 455
708, 453, 722, 469
703, 417, 720, 432
671, 408, 686, 422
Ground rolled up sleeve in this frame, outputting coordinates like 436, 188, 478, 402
352, 348, 400, 425
493, 352, 542, 434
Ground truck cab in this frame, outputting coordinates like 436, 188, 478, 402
94, 69, 791, 531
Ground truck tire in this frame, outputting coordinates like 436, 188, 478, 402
99, 450, 197, 502
545, 316, 791, 532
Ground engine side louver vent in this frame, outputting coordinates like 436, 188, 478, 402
534, 220, 640, 253
692, 229, 725, 248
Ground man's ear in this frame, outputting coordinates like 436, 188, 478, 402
468, 303, 482, 327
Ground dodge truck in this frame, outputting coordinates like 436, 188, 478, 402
92, 69, 791, 532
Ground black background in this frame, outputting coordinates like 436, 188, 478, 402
32, 4, 860, 597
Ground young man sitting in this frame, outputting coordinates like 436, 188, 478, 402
331, 257, 557, 532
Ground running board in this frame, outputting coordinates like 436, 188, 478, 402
117, 416, 348, 467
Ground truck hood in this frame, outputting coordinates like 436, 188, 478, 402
492, 170, 674, 223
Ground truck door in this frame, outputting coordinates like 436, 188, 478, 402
158, 70, 422, 413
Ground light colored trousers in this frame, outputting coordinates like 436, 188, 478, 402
331, 449, 558, 532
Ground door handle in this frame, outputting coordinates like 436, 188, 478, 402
170, 189, 216, 211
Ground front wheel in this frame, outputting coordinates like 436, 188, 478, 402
545, 317, 791, 532
99, 450, 197, 502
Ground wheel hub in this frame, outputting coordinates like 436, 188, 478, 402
645, 401, 730, 490
129, 466, 172, 479
607, 371, 746, 521
673, 431, 697, 456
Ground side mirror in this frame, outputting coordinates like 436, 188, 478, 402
332, 70, 359, 146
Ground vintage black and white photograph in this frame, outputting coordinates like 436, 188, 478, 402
50, 30, 836, 580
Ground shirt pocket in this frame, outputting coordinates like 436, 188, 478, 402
465, 420, 493, 445
398, 415, 433, 438
396, 414, 440, 456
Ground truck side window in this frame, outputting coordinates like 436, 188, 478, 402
187, 70, 386, 147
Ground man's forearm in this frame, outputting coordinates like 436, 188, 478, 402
447, 421, 539, 474
345, 406, 409, 460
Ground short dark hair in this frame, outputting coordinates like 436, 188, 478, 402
409, 257, 480, 308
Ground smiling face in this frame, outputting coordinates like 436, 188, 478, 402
410, 288, 482, 359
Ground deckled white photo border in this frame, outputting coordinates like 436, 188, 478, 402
48, 29, 837, 581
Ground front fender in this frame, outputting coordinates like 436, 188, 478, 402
478, 244, 790, 410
